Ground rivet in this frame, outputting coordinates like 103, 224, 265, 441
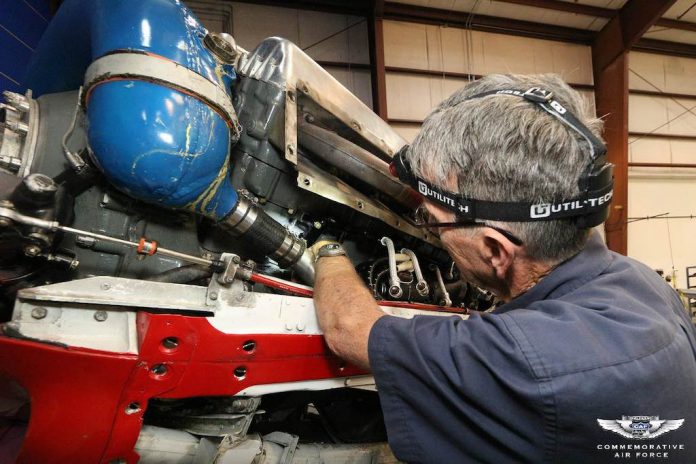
234, 366, 247, 379
94, 310, 108, 322
209, 291, 218, 301
150, 364, 167, 376
31, 307, 47, 319
125, 402, 141, 415
162, 337, 179, 350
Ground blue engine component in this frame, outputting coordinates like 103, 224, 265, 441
26, 0, 239, 219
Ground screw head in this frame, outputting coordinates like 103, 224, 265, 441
23, 245, 41, 257
150, 364, 167, 376
94, 310, 108, 322
31, 307, 47, 319
161, 337, 179, 350
209, 291, 218, 301
232, 255, 241, 264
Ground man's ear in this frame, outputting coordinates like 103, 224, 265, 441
480, 228, 518, 281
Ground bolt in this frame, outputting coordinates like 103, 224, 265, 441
242, 340, 256, 352
124, 402, 141, 415
232, 255, 241, 264
94, 310, 108, 322
31, 307, 47, 319
233, 366, 247, 379
101, 282, 111, 290
209, 291, 218, 301
23, 245, 41, 257
150, 364, 168, 376
162, 337, 179, 350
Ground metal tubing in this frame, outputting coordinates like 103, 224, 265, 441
402, 248, 429, 296
380, 237, 403, 298
430, 264, 452, 307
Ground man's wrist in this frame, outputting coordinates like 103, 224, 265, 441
314, 242, 347, 263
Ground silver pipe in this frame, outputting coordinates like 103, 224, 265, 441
430, 264, 452, 307
380, 236, 403, 298
61, 88, 87, 171
401, 248, 428, 296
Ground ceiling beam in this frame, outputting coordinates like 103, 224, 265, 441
383, 2, 594, 44
634, 37, 696, 59
495, 0, 614, 18
593, 0, 678, 73
495, 0, 696, 33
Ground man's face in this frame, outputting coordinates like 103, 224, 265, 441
422, 200, 498, 292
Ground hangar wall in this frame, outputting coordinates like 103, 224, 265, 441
627, 52, 696, 287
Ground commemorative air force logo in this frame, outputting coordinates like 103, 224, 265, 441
597, 416, 684, 439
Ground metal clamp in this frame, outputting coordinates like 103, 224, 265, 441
83, 52, 240, 138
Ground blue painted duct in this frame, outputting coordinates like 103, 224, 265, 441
26, 0, 239, 219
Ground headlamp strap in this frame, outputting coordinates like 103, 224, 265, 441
467, 88, 607, 162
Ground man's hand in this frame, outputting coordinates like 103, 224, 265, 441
312, 243, 385, 370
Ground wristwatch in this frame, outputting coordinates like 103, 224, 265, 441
314, 243, 347, 263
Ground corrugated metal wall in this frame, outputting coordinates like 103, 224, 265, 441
0, 0, 51, 93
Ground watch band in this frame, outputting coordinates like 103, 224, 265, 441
315, 243, 346, 262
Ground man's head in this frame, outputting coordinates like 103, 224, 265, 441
404, 73, 604, 298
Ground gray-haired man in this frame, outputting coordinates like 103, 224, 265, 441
311, 74, 696, 463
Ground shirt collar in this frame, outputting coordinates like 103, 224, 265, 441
494, 231, 613, 313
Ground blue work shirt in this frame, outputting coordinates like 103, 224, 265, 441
368, 233, 696, 463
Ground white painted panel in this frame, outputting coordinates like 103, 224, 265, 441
386, 73, 435, 120
229, 3, 368, 64
629, 95, 670, 133
391, 123, 421, 142
663, 0, 696, 22
629, 52, 696, 96
383, 21, 430, 69
326, 68, 373, 108
629, 52, 667, 91
628, 137, 673, 164
628, 173, 696, 288
666, 98, 696, 136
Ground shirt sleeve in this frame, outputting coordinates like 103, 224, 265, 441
368, 312, 549, 464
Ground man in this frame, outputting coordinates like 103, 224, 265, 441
310, 74, 696, 463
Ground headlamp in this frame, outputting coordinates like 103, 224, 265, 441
390, 87, 614, 229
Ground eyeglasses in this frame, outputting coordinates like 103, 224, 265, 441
413, 204, 524, 246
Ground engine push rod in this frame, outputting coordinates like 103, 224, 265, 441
0, 206, 220, 269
